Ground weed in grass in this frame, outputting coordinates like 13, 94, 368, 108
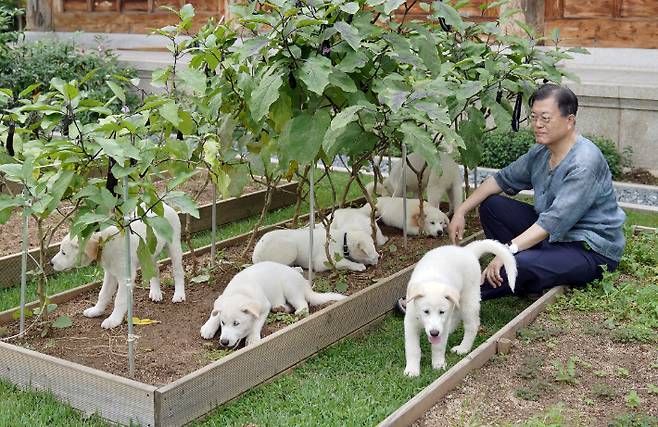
505, 403, 586, 426
617, 367, 630, 378
553, 357, 578, 384
267, 310, 307, 326
610, 324, 658, 343
648, 384, 658, 395
593, 369, 609, 377
651, 362, 658, 369
517, 355, 544, 380
583, 397, 594, 406
204, 348, 234, 362
625, 390, 641, 409
514, 379, 554, 401
312, 276, 332, 293
608, 412, 658, 427
590, 383, 617, 400
517, 324, 564, 343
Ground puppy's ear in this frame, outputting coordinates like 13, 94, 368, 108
410, 212, 421, 228
83, 234, 101, 263
444, 289, 461, 308
406, 290, 424, 302
241, 301, 262, 318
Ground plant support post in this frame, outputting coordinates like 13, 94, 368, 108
401, 143, 408, 248
308, 166, 314, 287
123, 176, 135, 377
211, 183, 217, 269
19, 188, 30, 336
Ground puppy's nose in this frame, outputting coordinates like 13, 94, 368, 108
220, 339, 230, 347
429, 329, 440, 337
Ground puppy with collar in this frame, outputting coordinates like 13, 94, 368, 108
252, 226, 379, 272
200, 262, 346, 347
332, 205, 388, 246
50, 203, 185, 329
403, 239, 517, 376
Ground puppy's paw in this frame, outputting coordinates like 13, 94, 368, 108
200, 323, 217, 340
404, 365, 420, 377
101, 316, 123, 329
149, 289, 163, 302
451, 344, 472, 355
352, 263, 367, 272
83, 306, 104, 318
432, 359, 447, 370
377, 236, 389, 245
245, 336, 261, 346
171, 292, 186, 303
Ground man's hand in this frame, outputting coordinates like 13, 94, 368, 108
448, 213, 465, 245
481, 256, 505, 288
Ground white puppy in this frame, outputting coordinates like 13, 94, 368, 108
332, 206, 388, 246
252, 226, 379, 272
367, 197, 449, 237
200, 262, 346, 347
51, 203, 185, 329
366, 152, 463, 214
403, 239, 517, 377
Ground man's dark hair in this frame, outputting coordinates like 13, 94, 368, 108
529, 84, 578, 117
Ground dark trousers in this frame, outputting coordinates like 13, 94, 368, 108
479, 195, 618, 300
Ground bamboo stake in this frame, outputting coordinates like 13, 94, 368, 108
308, 166, 314, 288
123, 176, 135, 377
210, 183, 217, 269
19, 188, 30, 336
401, 144, 408, 249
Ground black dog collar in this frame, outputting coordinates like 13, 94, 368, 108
342, 232, 359, 263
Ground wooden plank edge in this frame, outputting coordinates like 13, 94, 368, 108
377, 286, 566, 427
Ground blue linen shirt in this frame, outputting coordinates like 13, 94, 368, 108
494, 135, 626, 261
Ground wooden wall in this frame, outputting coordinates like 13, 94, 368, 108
545, 0, 658, 48
50, 0, 228, 33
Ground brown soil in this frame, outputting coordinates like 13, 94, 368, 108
3, 214, 480, 386
0, 170, 263, 258
416, 311, 658, 426
619, 168, 658, 187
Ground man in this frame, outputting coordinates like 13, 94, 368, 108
448, 83, 625, 299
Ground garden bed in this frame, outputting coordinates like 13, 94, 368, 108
0, 206, 480, 426
0, 179, 296, 288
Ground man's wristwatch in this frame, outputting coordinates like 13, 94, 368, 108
507, 242, 519, 254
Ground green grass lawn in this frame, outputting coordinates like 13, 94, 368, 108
0, 185, 655, 426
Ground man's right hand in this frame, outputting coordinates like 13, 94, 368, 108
448, 213, 465, 245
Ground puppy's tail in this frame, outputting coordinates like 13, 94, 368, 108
464, 239, 517, 292
305, 289, 347, 306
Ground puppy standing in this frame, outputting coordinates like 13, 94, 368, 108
200, 262, 346, 347
403, 240, 517, 376
51, 203, 185, 329
366, 197, 449, 237
367, 152, 463, 215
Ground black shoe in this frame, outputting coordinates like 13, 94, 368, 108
395, 297, 407, 316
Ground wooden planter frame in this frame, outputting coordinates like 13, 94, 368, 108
0, 181, 298, 289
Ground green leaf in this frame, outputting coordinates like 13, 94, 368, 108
165, 191, 199, 218
179, 3, 195, 20
340, 2, 359, 14
137, 237, 159, 286
269, 92, 292, 134
249, 68, 283, 122
233, 36, 269, 62
45, 170, 75, 215
176, 66, 207, 96
384, 0, 405, 14
456, 81, 483, 101
378, 87, 409, 113
335, 281, 348, 293
106, 81, 126, 104
51, 316, 73, 329
279, 110, 331, 166
337, 51, 368, 73
335, 22, 362, 51
145, 215, 174, 245
400, 122, 440, 173
95, 138, 141, 163
160, 101, 180, 127
191, 274, 210, 284
328, 70, 357, 93
151, 67, 172, 88
298, 56, 333, 96
132, 317, 161, 325
330, 105, 364, 131
433, 1, 465, 33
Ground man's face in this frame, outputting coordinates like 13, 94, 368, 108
530, 96, 575, 147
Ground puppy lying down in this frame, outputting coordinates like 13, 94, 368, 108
200, 262, 346, 347
252, 226, 379, 272
404, 239, 517, 377
362, 197, 449, 237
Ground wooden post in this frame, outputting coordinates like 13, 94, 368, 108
26, 0, 53, 31
499, 0, 546, 38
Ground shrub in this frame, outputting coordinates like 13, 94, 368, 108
0, 39, 138, 122
480, 129, 625, 178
